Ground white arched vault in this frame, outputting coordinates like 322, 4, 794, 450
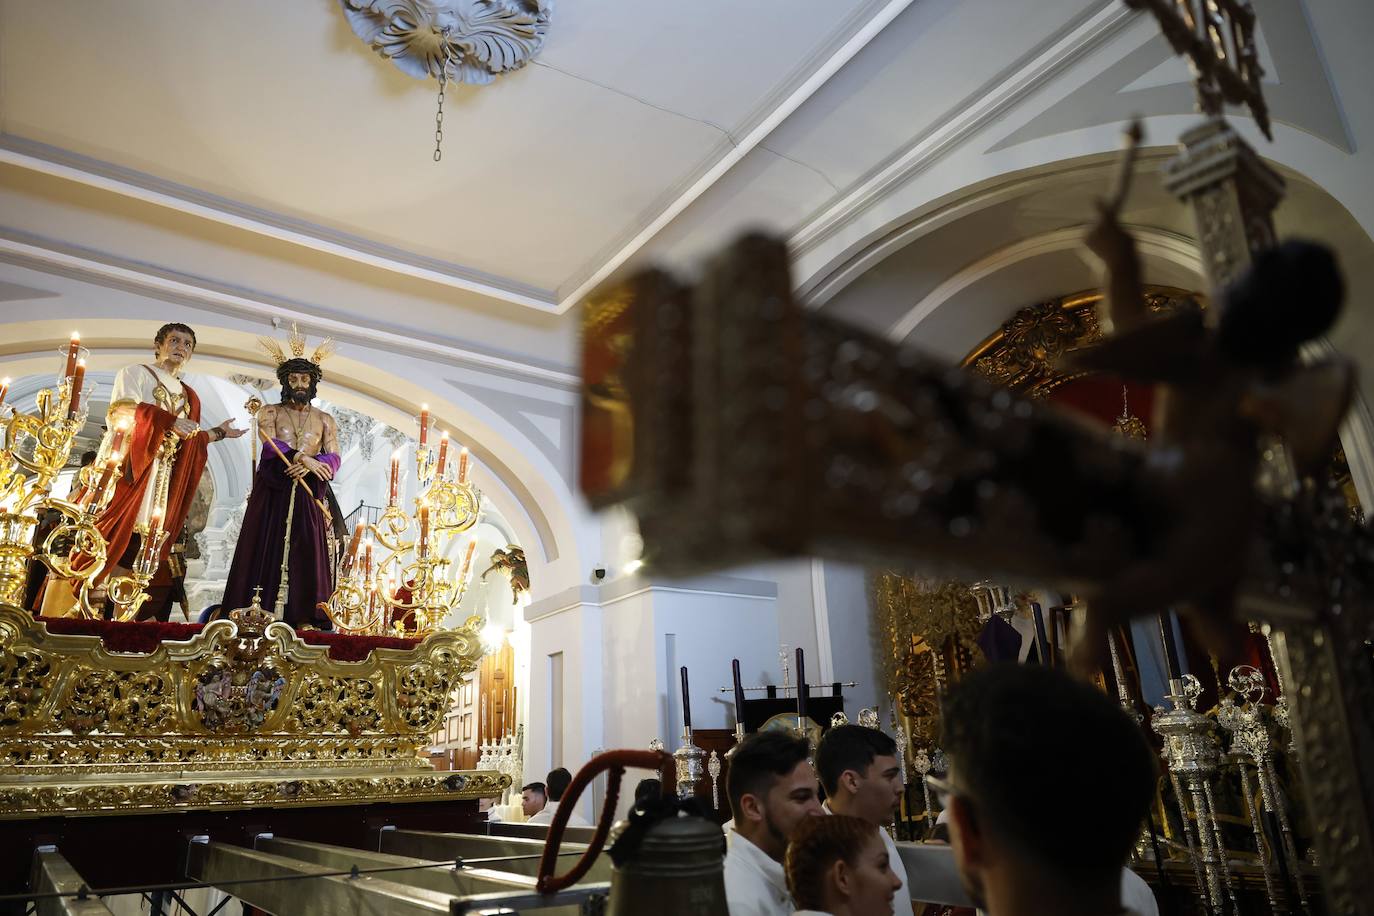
809, 147, 1374, 508
0, 318, 591, 603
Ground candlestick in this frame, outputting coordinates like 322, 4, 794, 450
732, 658, 747, 726
110, 421, 129, 459
460, 539, 477, 578
89, 455, 120, 506
511, 685, 517, 735
436, 432, 449, 477
457, 447, 469, 484
145, 510, 164, 566
795, 648, 808, 726
363, 539, 374, 580
68, 359, 86, 419
64, 333, 80, 379
347, 521, 364, 569
419, 404, 430, 448
389, 450, 400, 506
504, 686, 511, 737
680, 665, 692, 730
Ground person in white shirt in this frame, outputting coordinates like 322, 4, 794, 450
526, 768, 591, 827
784, 813, 903, 916
724, 730, 823, 916
934, 664, 1159, 916
520, 781, 547, 819
814, 725, 912, 912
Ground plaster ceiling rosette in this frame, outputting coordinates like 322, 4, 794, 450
340, 0, 553, 85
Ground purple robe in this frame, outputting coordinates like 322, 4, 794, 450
222, 439, 341, 628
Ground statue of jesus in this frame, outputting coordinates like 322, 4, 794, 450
221, 333, 341, 628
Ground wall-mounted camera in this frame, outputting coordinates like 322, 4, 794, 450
590, 567, 607, 583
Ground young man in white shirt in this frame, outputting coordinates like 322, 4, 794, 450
934, 664, 1159, 916
526, 768, 590, 827
814, 725, 912, 913
520, 781, 547, 819
723, 730, 823, 916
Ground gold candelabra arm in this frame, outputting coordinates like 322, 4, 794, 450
107, 524, 170, 622
323, 572, 386, 636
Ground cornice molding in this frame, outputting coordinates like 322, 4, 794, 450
0, 231, 580, 391
788, 1, 1138, 260
0, 134, 558, 312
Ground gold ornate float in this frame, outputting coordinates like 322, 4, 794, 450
0, 600, 505, 818
0, 348, 508, 823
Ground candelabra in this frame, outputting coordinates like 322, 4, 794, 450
1, 347, 131, 615
325, 414, 482, 636
1217, 666, 1311, 916
1152, 674, 1237, 915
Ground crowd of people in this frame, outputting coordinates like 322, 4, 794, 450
724, 664, 1160, 916
482, 664, 1160, 916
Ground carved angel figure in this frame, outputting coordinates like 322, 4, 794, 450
481, 545, 530, 604
1068, 180, 1354, 668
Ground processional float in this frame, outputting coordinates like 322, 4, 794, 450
577, 4, 1374, 915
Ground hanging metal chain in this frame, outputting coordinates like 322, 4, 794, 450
433, 28, 454, 162
433, 71, 447, 162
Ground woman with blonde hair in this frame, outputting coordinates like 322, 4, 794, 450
784, 813, 903, 916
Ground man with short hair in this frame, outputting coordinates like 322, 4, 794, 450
521, 781, 547, 819
41, 323, 244, 617
816, 724, 911, 910
527, 767, 590, 826
935, 664, 1159, 916
723, 730, 823, 916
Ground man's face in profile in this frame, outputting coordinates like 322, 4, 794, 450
522, 787, 546, 817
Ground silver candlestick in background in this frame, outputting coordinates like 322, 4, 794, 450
1153, 674, 1237, 914
675, 666, 706, 800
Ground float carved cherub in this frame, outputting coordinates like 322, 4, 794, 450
481, 545, 530, 605
1067, 124, 1356, 667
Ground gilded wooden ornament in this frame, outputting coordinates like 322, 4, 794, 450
961, 287, 1203, 397
0, 603, 501, 818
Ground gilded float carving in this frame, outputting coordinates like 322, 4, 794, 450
0, 604, 505, 818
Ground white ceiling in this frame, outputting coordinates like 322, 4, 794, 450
0, 0, 902, 309
1, 0, 1371, 346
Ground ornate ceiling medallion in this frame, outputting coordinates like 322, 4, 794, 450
340, 0, 553, 85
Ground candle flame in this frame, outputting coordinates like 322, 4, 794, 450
1, 377, 9, 385
441, 430, 449, 439
71, 332, 80, 341
77, 358, 86, 368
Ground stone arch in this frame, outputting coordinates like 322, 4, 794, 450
0, 319, 589, 603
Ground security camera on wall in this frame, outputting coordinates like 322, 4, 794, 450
590, 567, 607, 584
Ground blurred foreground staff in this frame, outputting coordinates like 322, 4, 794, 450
577, 230, 1355, 665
